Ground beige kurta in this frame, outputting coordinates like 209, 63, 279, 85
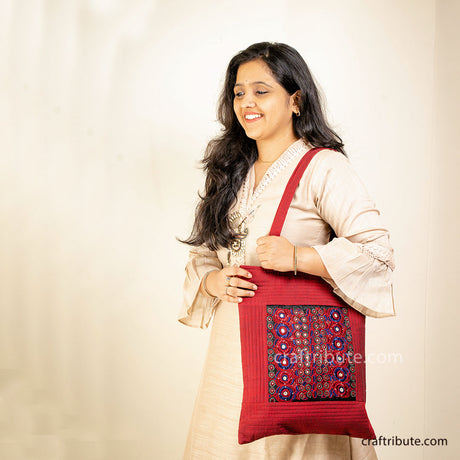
178, 139, 395, 459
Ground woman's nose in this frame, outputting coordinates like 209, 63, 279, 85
241, 94, 256, 108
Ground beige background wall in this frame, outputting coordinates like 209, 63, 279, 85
0, 0, 458, 459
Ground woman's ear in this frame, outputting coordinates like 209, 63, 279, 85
291, 89, 302, 114
291, 90, 302, 116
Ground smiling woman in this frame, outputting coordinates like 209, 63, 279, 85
178, 42, 395, 459
233, 60, 299, 154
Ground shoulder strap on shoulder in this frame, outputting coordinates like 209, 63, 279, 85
269, 147, 325, 237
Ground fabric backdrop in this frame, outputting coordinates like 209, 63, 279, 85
0, 0, 458, 459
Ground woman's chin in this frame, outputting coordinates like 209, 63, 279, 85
243, 129, 263, 141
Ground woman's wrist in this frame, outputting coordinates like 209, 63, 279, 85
200, 269, 219, 298
296, 247, 330, 278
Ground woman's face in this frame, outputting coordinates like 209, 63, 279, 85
233, 59, 298, 145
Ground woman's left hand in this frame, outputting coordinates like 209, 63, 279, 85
256, 235, 294, 272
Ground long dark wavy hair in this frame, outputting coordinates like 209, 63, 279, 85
180, 42, 345, 251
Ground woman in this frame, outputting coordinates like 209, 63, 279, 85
178, 42, 395, 459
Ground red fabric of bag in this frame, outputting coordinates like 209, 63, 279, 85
237, 147, 376, 444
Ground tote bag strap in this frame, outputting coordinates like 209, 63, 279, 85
269, 147, 326, 237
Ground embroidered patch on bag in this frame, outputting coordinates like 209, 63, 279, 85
266, 306, 357, 402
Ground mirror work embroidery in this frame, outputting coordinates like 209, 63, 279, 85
266, 305, 357, 402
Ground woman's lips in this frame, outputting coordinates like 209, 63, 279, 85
244, 112, 263, 123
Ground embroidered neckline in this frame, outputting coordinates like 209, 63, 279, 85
240, 138, 308, 218
226, 138, 309, 266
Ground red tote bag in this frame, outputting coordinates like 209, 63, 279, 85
238, 147, 376, 444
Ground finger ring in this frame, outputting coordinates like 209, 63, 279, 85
226, 276, 231, 286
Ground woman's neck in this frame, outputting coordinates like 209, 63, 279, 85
256, 132, 300, 163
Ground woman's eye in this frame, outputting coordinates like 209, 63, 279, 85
234, 92, 244, 98
256, 90, 268, 95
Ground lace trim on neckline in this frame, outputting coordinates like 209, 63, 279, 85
227, 139, 309, 266
240, 138, 308, 217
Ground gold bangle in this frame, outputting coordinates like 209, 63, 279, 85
202, 270, 218, 298
294, 245, 297, 276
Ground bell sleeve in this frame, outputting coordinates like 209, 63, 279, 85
178, 244, 223, 329
309, 150, 396, 318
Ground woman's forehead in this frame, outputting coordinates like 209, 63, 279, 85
235, 60, 277, 86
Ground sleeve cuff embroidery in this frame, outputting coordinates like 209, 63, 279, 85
358, 242, 395, 270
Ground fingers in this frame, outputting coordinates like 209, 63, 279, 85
225, 284, 256, 299
222, 285, 256, 303
256, 236, 271, 259
226, 266, 253, 279
256, 235, 270, 246
228, 275, 256, 290
255, 235, 293, 272
219, 266, 257, 303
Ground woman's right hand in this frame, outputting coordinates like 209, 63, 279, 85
205, 266, 257, 303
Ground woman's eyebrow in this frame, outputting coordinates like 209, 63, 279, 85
234, 81, 274, 88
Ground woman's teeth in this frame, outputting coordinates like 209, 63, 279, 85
245, 114, 262, 120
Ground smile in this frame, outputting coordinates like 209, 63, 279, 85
244, 113, 263, 121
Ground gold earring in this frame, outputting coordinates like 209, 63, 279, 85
295, 109, 300, 117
